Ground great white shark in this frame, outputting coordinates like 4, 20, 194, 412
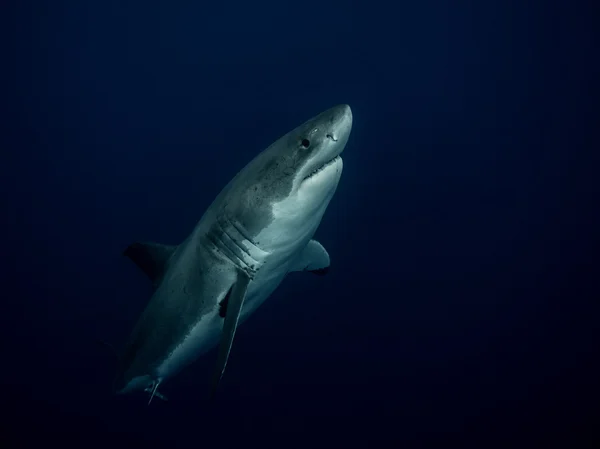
114, 104, 353, 403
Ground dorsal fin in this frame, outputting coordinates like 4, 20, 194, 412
123, 242, 177, 284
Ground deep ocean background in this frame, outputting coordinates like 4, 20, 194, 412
1, 1, 598, 448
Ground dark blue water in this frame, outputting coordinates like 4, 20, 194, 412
2, 1, 598, 448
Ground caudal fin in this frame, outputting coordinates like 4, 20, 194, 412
145, 380, 168, 405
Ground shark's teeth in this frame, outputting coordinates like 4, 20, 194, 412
304, 156, 340, 180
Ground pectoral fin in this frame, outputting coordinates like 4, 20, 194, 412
209, 270, 251, 401
289, 239, 330, 275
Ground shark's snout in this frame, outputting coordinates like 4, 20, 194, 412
328, 104, 352, 151
328, 104, 352, 126
298, 105, 352, 184
325, 104, 352, 147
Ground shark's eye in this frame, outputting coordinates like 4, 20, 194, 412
301, 139, 310, 149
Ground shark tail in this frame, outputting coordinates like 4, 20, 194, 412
145, 379, 168, 405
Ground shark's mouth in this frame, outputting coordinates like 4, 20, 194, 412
303, 156, 341, 181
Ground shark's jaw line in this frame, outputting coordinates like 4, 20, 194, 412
302, 155, 342, 182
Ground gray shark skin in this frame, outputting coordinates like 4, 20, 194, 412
114, 104, 353, 402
